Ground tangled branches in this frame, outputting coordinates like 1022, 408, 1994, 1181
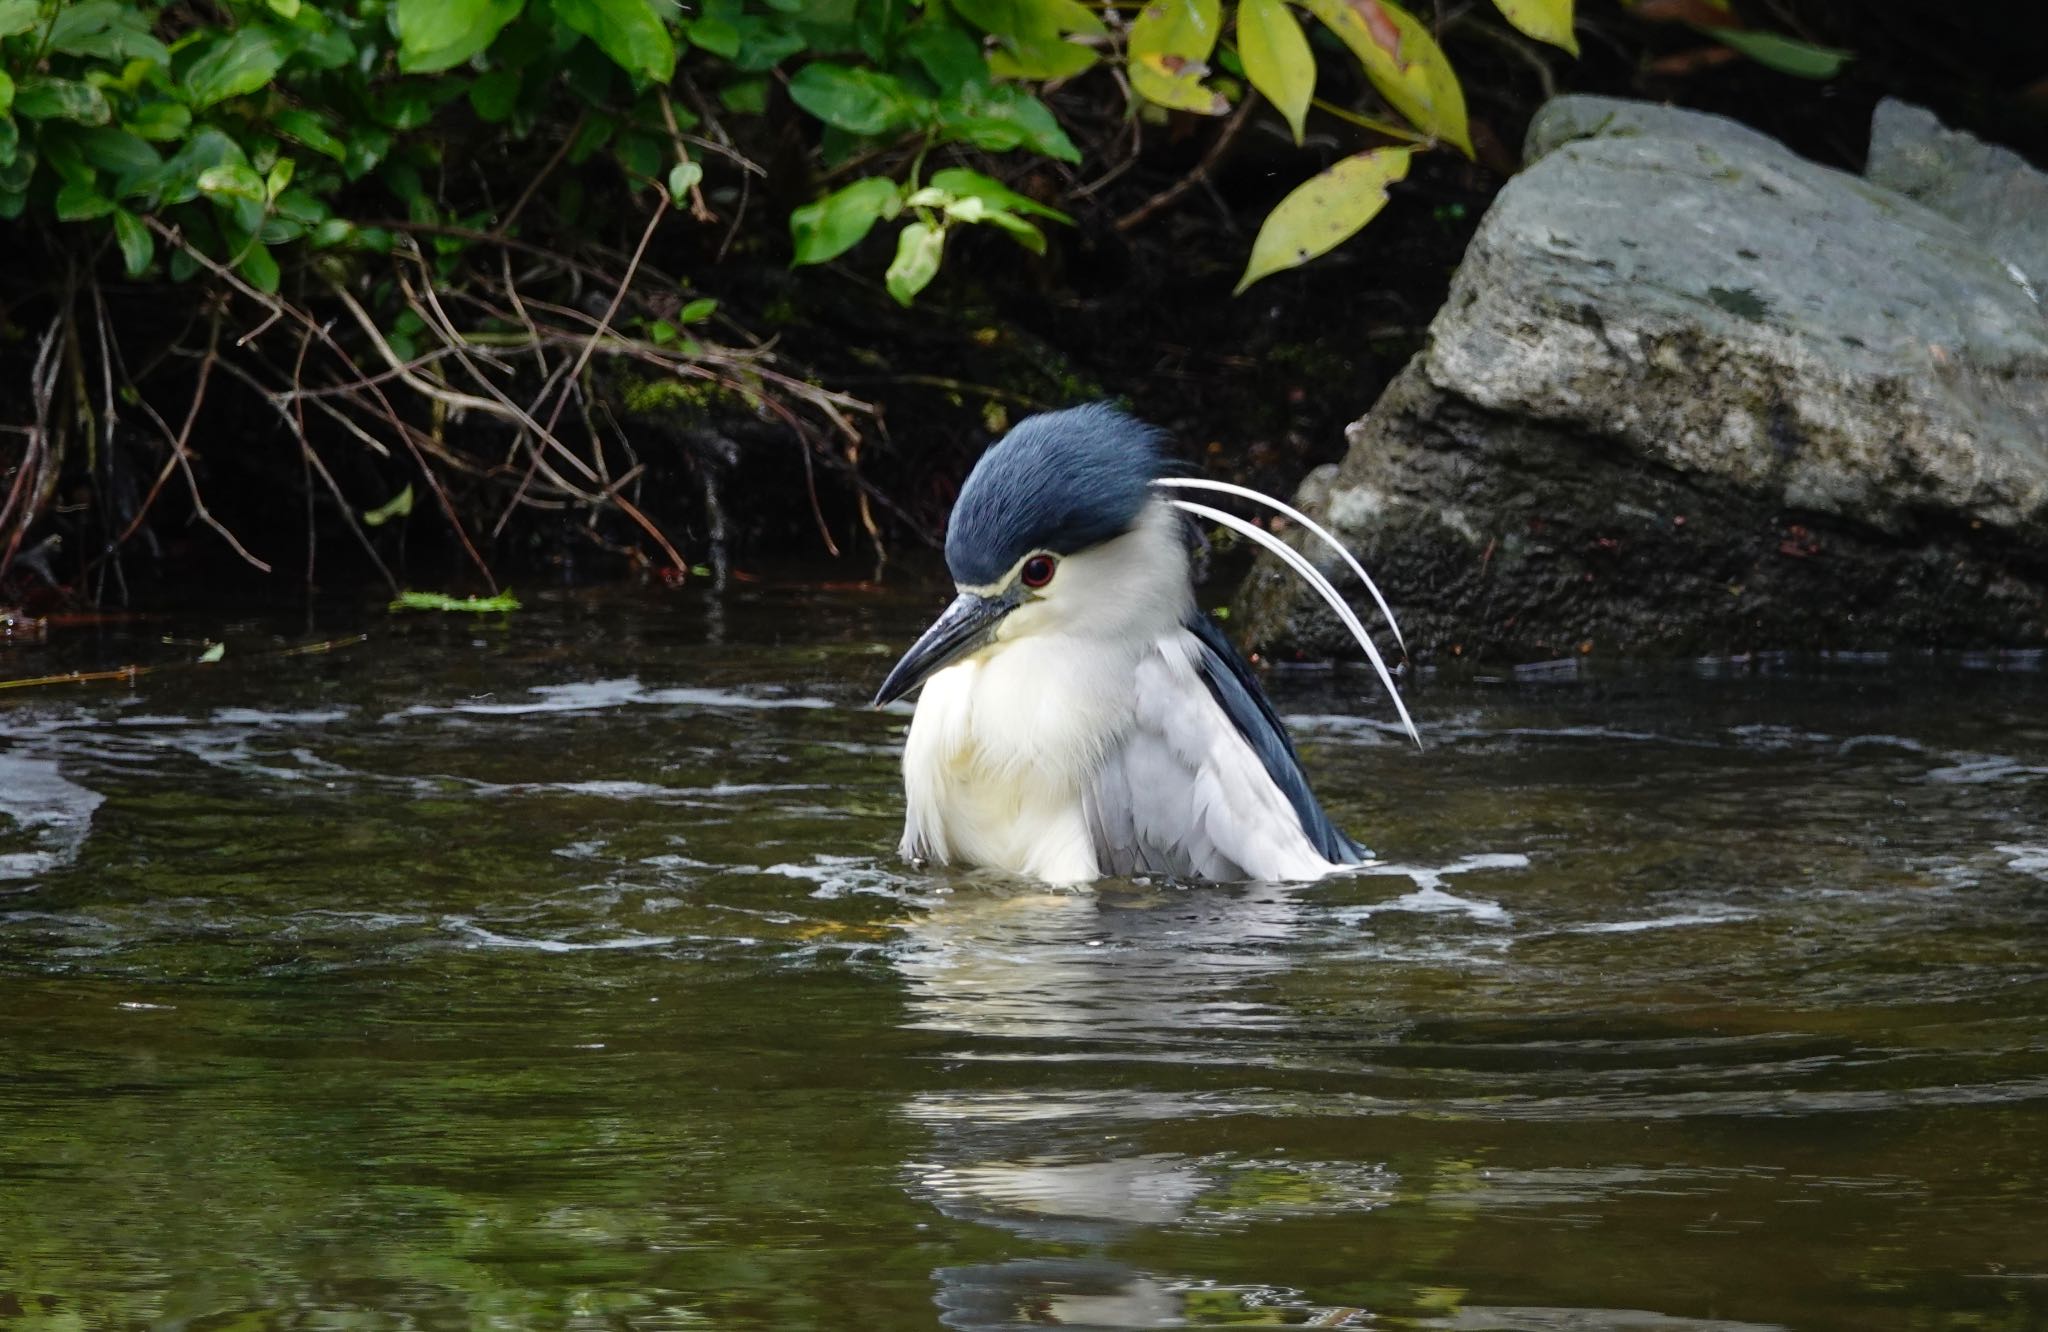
0, 202, 884, 604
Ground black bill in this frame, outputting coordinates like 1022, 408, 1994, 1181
872, 590, 1019, 707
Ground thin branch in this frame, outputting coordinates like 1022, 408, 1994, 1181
1117, 91, 1261, 233
123, 314, 273, 573
495, 109, 586, 238
535, 201, 663, 443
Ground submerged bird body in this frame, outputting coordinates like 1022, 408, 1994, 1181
875, 405, 1411, 886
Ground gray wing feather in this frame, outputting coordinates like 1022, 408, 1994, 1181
1182, 613, 1368, 865
1085, 624, 1360, 881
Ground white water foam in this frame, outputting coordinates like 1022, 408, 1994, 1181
0, 752, 106, 883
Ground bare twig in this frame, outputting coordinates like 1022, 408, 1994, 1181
121, 314, 273, 572
535, 201, 662, 442
1117, 92, 1261, 233
206, 349, 399, 593
495, 109, 586, 238
0, 633, 367, 693
0, 314, 62, 579
146, 221, 499, 589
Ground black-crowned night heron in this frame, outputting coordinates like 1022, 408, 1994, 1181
874, 404, 1417, 885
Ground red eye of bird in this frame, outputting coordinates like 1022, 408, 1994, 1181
1020, 554, 1058, 589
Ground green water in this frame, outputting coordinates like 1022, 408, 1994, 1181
2, 585, 2045, 1331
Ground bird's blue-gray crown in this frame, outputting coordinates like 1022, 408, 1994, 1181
946, 403, 1170, 587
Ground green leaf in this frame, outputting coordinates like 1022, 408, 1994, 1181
344, 126, 393, 179
54, 180, 115, 221
1239, 0, 1315, 144
885, 220, 945, 305
267, 0, 302, 17
39, 133, 92, 188
789, 176, 902, 265
613, 130, 662, 180
362, 484, 415, 527
962, 0, 1104, 76
184, 27, 289, 109
1302, 0, 1470, 156
0, 116, 18, 169
45, 1, 166, 62
566, 112, 616, 164
14, 78, 112, 125
273, 188, 329, 224
125, 101, 193, 143
389, 590, 522, 613
728, 16, 806, 71
78, 128, 161, 180
1702, 27, 1851, 79
667, 159, 702, 205
933, 83, 1080, 160
788, 63, 925, 136
237, 239, 281, 293
719, 76, 769, 115
397, 0, 525, 73
552, 0, 677, 82
310, 217, 354, 248
904, 21, 988, 96
987, 34, 1099, 80
197, 641, 226, 664
953, 0, 1106, 41
266, 158, 295, 200
47, 1, 117, 50
294, 21, 355, 69
1236, 145, 1411, 293
198, 163, 267, 202
373, 84, 439, 131
0, 71, 12, 118
689, 15, 741, 58
1491, 0, 1576, 54
112, 209, 154, 275
468, 68, 522, 122
973, 206, 1047, 253
678, 297, 717, 322
1129, 0, 1229, 115
0, 0, 35, 38
129, 127, 247, 206
929, 167, 1071, 223
949, 0, 1033, 39
272, 108, 346, 160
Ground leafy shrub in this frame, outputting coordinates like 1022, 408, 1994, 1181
2, 0, 1858, 302
0, 0, 1528, 303
0, 0, 1855, 591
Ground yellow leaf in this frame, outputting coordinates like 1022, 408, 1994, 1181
990, 37, 1101, 80
1302, 0, 1472, 157
1491, 0, 1577, 54
1131, 52, 1231, 114
1235, 145, 1412, 293
1128, 0, 1229, 114
1239, 0, 1315, 144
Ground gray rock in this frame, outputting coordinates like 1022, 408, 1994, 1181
1239, 94, 2048, 663
1867, 97, 2048, 303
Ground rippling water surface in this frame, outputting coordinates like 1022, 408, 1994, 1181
3, 584, 2045, 1331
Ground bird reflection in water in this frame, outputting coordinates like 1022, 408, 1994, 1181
885, 871, 1497, 1330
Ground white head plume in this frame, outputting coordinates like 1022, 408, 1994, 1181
1164, 493, 1420, 749
1154, 476, 1405, 653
